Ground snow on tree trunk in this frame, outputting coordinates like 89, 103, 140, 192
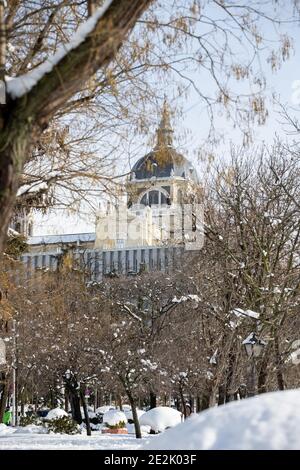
0, 0, 151, 252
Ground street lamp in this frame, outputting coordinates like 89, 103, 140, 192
243, 332, 266, 359
242, 332, 266, 397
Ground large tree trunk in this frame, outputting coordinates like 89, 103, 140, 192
218, 384, 225, 406
0, 0, 6, 82
0, 131, 31, 252
179, 386, 187, 418
63, 373, 82, 424
197, 392, 210, 412
80, 387, 91, 436
274, 335, 285, 390
225, 350, 236, 402
117, 394, 123, 411
69, 391, 82, 425
149, 391, 157, 409
64, 390, 69, 412
257, 343, 272, 394
126, 388, 141, 439
0, 0, 151, 252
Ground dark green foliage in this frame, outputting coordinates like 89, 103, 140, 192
19, 415, 42, 426
106, 420, 127, 429
47, 416, 80, 434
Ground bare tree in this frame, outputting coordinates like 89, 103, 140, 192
0, 0, 297, 250
0, 0, 152, 251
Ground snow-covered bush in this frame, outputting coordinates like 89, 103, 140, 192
95, 405, 115, 415
143, 389, 300, 450
103, 410, 127, 429
124, 408, 145, 423
95, 406, 115, 424
45, 407, 68, 421
121, 404, 131, 412
47, 416, 80, 435
139, 407, 182, 433
19, 415, 42, 427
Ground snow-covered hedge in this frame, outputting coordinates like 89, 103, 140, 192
19, 415, 42, 427
47, 416, 80, 435
144, 389, 300, 450
139, 407, 182, 433
45, 407, 68, 421
103, 410, 127, 428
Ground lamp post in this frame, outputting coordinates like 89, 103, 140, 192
242, 332, 266, 397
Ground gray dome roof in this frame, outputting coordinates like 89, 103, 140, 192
130, 149, 199, 183
130, 100, 199, 183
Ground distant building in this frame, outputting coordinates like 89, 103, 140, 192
95, 100, 201, 250
21, 102, 202, 280
26, 233, 96, 254
10, 208, 34, 238
10, 179, 51, 238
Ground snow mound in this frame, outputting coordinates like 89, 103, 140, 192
127, 423, 151, 435
95, 405, 115, 416
121, 404, 131, 411
0, 424, 16, 435
14, 425, 48, 434
139, 407, 182, 433
46, 408, 68, 421
103, 410, 127, 427
144, 389, 300, 450
124, 408, 145, 422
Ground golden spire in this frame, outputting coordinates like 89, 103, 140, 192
156, 97, 173, 148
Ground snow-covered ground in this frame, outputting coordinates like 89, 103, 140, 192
1, 390, 300, 450
0, 429, 150, 450
144, 389, 300, 450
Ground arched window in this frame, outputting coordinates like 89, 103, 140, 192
140, 189, 170, 206
141, 194, 149, 206
161, 193, 167, 204
149, 191, 159, 205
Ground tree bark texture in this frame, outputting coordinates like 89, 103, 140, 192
0, 0, 152, 252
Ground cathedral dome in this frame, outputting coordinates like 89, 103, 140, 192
130, 101, 199, 184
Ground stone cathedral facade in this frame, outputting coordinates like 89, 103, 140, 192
21, 103, 202, 280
